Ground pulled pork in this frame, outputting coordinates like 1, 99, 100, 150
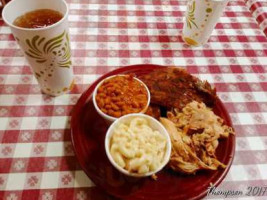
160, 101, 234, 174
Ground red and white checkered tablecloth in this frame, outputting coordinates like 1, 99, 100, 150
0, 0, 267, 199
246, 0, 267, 36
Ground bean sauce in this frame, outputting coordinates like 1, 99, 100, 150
96, 75, 148, 118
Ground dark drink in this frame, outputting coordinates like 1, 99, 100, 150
13, 9, 63, 28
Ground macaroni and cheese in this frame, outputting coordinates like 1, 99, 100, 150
109, 117, 167, 174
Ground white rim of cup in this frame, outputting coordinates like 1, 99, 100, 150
92, 75, 151, 122
105, 113, 172, 177
2, 0, 69, 31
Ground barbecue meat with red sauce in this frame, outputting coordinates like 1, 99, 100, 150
138, 67, 217, 110
145, 104, 161, 119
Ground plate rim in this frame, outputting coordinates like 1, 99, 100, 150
71, 64, 236, 200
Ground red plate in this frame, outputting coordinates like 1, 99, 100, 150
71, 64, 235, 200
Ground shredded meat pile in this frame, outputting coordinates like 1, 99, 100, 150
160, 101, 234, 174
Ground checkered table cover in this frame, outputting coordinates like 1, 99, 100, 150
246, 0, 267, 36
0, 0, 267, 199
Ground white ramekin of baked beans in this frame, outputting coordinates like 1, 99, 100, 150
92, 74, 151, 122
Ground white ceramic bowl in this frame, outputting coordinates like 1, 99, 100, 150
93, 75, 150, 122
105, 113, 172, 177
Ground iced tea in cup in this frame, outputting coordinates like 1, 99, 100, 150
182, 0, 229, 46
2, 0, 74, 96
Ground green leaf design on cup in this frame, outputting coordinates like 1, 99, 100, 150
24, 30, 72, 68
186, 0, 198, 29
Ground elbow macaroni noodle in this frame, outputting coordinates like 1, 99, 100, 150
110, 117, 167, 174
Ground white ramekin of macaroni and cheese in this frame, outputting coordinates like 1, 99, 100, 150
105, 113, 172, 177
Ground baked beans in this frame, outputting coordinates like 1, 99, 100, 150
96, 75, 148, 118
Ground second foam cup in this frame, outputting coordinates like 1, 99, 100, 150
182, 0, 229, 46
